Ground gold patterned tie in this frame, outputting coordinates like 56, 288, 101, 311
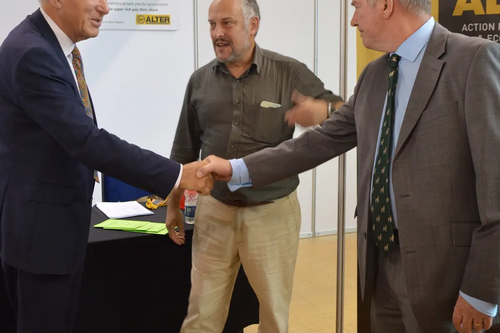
72, 46, 99, 183
371, 54, 401, 257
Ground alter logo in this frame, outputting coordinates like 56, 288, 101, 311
136, 15, 171, 25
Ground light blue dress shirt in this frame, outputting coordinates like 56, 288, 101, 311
370, 18, 436, 229
227, 158, 252, 192
227, 17, 497, 317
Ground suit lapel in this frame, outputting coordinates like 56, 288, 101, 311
29, 9, 80, 97
88, 91, 98, 125
30, 9, 97, 126
394, 24, 448, 159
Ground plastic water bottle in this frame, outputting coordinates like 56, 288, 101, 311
184, 190, 198, 224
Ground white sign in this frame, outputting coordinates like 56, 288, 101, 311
102, 0, 179, 31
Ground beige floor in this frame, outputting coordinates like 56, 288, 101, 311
244, 233, 358, 333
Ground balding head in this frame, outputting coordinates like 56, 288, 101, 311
208, 0, 260, 64
368, 0, 431, 14
39, 0, 109, 43
351, 0, 431, 53
210, 0, 260, 31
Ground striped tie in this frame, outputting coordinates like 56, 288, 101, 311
370, 54, 401, 257
72, 46, 99, 183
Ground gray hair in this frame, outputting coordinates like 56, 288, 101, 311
368, 0, 431, 15
241, 0, 260, 36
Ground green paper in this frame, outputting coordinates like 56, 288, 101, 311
94, 219, 168, 235
100, 219, 149, 229
144, 223, 166, 232
128, 226, 168, 235
148, 227, 168, 235
93, 220, 116, 228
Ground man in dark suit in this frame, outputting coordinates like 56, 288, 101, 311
0, 1, 213, 332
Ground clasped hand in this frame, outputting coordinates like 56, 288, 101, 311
166, 160, 214, 245
167, 157, 235, 245
179, 160, 215, 195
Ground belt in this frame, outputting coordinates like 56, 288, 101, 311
222, 200, 274, 208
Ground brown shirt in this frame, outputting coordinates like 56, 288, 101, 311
170, 44, 342, 204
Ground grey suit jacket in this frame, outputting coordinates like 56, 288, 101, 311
243, 23, 500, 329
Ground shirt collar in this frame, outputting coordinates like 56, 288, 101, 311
212, 43, 262, 74
394, 17, 435, 62
40, 7, 75, 58
252, 43, 263, 73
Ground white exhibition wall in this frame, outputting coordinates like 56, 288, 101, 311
1, 0, 359, 237
196, 0, 358, 236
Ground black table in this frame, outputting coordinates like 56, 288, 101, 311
0, 205, 259, 333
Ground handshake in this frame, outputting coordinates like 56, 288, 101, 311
178, 155, 233, 195
168, 156, 234, 245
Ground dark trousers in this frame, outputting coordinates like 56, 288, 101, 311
370, 246, 424, 333
2, 261, 83, 333
0, 264, 16, 333
369, 247, 500, 333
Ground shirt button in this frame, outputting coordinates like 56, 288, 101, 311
230, 145, 235, 148
236, 101, 241, 104
234, 122, 239, 126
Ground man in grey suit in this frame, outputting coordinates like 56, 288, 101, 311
196, 0, 500, 332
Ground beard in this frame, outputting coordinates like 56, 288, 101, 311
213, 36, 251, 63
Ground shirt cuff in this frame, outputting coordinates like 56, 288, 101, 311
173, 164, 183, 191
460, 291, 498, 317
227, 158, 252, 192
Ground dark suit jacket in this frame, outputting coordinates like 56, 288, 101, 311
243, 23, 500, 330
0, 9, 180, 275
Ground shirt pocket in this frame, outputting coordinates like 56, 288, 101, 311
248, 104, 286, 144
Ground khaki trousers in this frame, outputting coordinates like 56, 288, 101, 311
180, 191, 301, 333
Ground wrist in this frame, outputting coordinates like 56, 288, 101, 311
322, 101, 332, 123
327, 101, 333, 118
168, 188, 183, 203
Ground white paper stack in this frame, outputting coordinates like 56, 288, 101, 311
95, 201, 154, 219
